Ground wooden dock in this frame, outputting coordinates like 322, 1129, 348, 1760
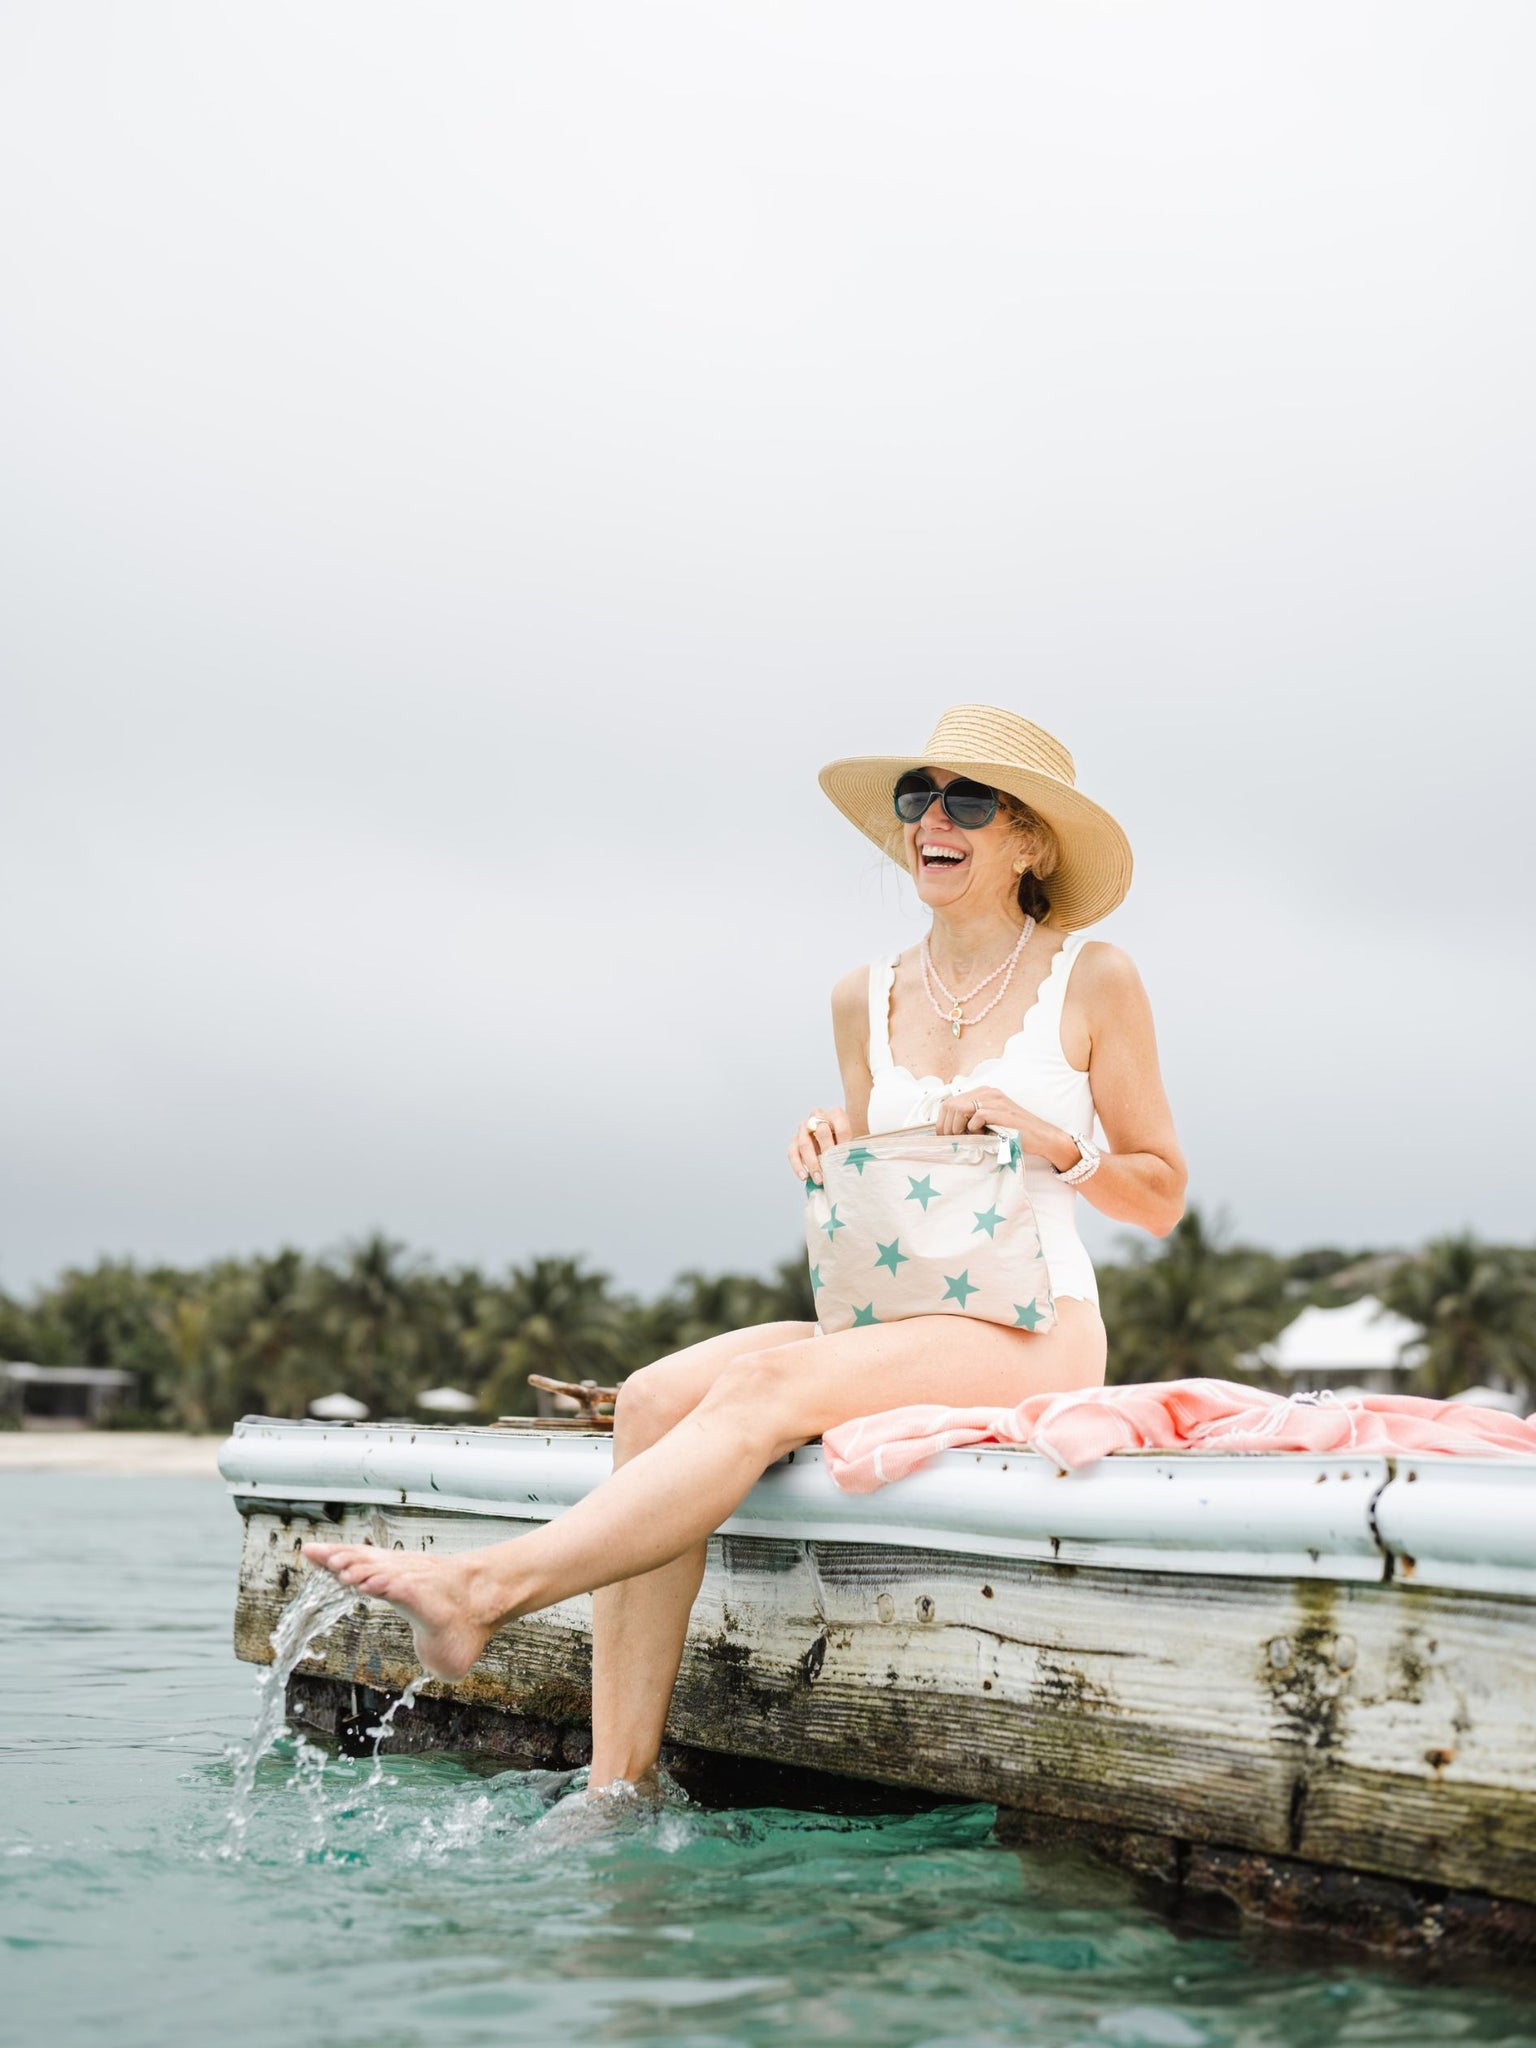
222, 1417, 1536, 1958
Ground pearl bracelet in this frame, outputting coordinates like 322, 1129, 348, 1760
1059, 1132, 1102, 1186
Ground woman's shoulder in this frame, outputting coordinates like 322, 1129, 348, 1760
831, 949, 903, 1029
1068, 933, 1135, 972
831, 956, 880, 1014
1066, 936, 1150, 1010
831, 961, 881, 1069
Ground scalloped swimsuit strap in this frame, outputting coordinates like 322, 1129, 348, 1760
866, 954, 900, 1074
1032, 930, 1087, 1056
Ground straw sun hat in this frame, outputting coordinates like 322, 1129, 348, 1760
818, 704, 1133, 932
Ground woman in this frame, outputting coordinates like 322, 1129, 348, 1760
302, 705, 1187, 1793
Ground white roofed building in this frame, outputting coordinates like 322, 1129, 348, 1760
1248, 1295, 1429, 1396
0, 1361, 135, 1427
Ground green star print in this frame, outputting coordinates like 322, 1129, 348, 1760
809, 1264, 824, 1293
844, 1146, 875, 1175
874, 1238, 908, 1275
822, 1204, 846, 1242
851, 1303, 880, 1326
971, 1206, 1005, 1238
942, 1270, 979, 1308
1014, 1300, 1046, 1330
905, 1175, 940, 1211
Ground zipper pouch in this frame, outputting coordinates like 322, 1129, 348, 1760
804, 1123, 1057, 1337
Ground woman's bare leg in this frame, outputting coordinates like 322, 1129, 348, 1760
586, 1320, 815, 1789
302, 1305, 1105, 1680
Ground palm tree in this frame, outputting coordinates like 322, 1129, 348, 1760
0, 1288, 41, 1367
464, 1255, 635, 1416
30, 1259, 165, 1376
303, 1234, 438, 1417
636, 1256, 819, 1361
210, 1249, 323, 1423
1383, 1235, 1536, 1398
767, 1255, 818, 1325
1098, 1207, 1289, 1386
637, 1269, 784, 1359
150, 1291, 225, 1432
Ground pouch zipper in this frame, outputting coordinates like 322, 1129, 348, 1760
825, 1123, 1017, 1169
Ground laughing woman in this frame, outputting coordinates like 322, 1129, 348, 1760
302, 705, 1187, 1792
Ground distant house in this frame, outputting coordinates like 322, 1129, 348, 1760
1249, 1295, 1428, 1396
0, 1362, 136, 1428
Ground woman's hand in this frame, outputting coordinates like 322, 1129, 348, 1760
788, 1106, 852, 1187
933, 1085, 1077, 1171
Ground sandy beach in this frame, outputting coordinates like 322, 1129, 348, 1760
0, 1431, 225, 1476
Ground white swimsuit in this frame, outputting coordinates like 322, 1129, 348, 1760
862, 933, 1101, 1309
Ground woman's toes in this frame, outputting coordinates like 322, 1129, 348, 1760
303, 1542, 365, 1572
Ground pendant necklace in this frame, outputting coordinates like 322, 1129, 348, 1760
921, 918, 1034, 1037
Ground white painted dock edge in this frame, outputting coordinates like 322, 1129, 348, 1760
218, 1418, 1536, 1597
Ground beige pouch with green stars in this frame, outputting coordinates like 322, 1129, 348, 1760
804, 1124, 1057, 1337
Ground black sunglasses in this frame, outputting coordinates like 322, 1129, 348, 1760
893, 770, 999, 829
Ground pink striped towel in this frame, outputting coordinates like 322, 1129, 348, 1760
819, 1378, 1536, 1491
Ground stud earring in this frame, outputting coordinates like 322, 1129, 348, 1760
1012, 858, 1029, 875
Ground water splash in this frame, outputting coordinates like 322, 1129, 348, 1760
288, 1731, 336, 1854
362, 1672, 430, 1792
519, 1765, 695, 1856
220, 1570, 360, 1859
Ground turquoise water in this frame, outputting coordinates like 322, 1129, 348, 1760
3, 1475, 1532, 2048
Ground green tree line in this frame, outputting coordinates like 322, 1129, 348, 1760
2, 1209, 1534, 1431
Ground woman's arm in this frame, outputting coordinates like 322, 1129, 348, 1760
787, 967, 873, 1185
1069, 942, 1187, 1237
938, 941, 1187, 1239
831, 965, 874, 1138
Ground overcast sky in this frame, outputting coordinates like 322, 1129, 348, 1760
3, 3, 1532, 1301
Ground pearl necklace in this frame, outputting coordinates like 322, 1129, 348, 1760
921, 918, 1034, 1037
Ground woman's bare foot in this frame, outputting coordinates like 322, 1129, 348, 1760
525, 1770, 670, 1847
299, 1542, 500, 1681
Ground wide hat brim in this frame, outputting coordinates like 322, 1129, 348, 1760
818, 704, 1133, 932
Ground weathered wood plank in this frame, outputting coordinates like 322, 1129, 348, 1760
235, 1499, 1536, 1906
993, 1810, 1536, 1965
284, 1670, 954, 1816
